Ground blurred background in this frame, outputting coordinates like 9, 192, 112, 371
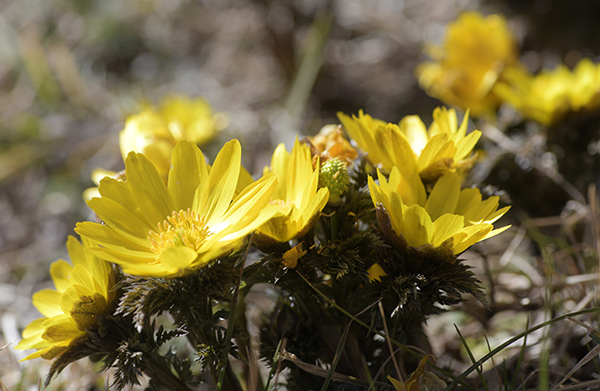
2, 0, 600, 389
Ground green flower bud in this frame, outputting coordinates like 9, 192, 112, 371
319, 158, 349, 205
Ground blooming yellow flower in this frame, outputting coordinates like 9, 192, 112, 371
338, 107, 481, 184
416, 11, 519, 117
15, 236, 116, 361
494, 58, 600, 125
76, 140, 278, 278
119, 95, 227, 179
255, 139, 329, 246
369, 168, 510, 262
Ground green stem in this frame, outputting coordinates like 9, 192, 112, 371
330, 210, 339, 241
216, 239, 253, 391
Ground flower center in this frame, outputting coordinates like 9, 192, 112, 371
148, 209, 211, 254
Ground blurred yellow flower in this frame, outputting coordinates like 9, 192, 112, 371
120, 95, 227, 179
494, 58, 600, 125
77, 140, 278, 278
369, 169, 510, 262
417, 11, 519, 117
15, 236, 116, 361
255, 139, 329, 246
338, 107, 481, 184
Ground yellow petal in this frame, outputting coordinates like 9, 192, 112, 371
399, 115, 429, 155
156, 246, 199, 277
97, 177, 141, 222
453, 224, 493, 254
125, 151, 174, 226
168, 140, 209, 211
432, 214, 465, 247
41, 316, 85, 343
85, 196, 153, 247
195, 139, 241, 225
400, 204, 432, 248
417, 133, 450, 170
297, 187, 329, 237
217, 174, 277, 227
425, 173, 461, 221
32, 290, 63, 318
49, 260, 73, 293
287, 139, 315, 206
76, 222, 150, 253
454, 130, 480, 161
455, 188, 482, 215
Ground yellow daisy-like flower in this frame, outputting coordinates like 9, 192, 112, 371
416, 11, 519, 117
369, 168, 510, 262
119, 95, 227, 179
338, 107, 481, 184
494, 58, 600, 125
76, 140, 278, 278
15, 236, 116, 361
255, 139, 329, 246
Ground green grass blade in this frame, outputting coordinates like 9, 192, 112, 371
508, 317, 529, 391
444, 308, 600, 390
454, 325, 489, 391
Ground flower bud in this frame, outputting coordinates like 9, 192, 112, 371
319, 157, 349, 205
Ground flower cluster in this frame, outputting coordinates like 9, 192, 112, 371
338, 107, 509, 261
17, 94, 509, 389
418, 10, 600, 126
494, 58, 600, 125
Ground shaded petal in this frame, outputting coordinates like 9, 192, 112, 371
453, 224, 493, 254
41, 316, 85, 343
463, 196, 500, 224
156, 246, 199, 277
432, 214, 465, 247
455, 188, 482, 215
400, 204, 433, 248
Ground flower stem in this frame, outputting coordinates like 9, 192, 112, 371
216, 237, 253, 391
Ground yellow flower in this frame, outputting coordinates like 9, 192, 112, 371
255, 139, 329, 246
416, 11, 519, 117
15, 236, 116, 361
119, 95, 227, 179
76, 140, 278, 278
494, 58, 600, 125
369, 168, 510, 262
338, 107, 481, 184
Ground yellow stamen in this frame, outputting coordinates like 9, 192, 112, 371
148, 209, 211, 254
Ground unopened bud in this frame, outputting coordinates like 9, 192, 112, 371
319, 158, 349, 205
